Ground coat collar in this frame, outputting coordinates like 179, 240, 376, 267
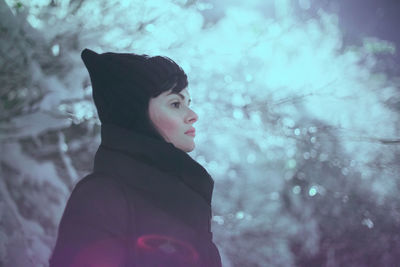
99, 123, 185, 173
93, 123, 214, 206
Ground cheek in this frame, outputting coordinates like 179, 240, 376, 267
154, 112, 181, 135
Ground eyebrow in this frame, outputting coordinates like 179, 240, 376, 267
167, 92, 192, 104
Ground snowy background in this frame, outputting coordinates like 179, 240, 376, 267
1, 0, 399, 266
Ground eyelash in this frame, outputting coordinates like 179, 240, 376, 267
172, 102, 181, 108
172, 101, 191, 109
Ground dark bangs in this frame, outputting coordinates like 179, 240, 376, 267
147, 55, 188, 98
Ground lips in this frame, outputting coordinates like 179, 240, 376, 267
185, 128, 196, 135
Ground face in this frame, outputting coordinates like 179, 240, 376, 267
148, 88, 198, 152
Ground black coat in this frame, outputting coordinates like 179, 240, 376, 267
49, 124, 222, 267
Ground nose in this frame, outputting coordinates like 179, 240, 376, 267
187, 108, 198, 124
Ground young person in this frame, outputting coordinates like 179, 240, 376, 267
49, 48, 222, 267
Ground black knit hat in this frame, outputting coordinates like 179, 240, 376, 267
80, 48, 188, 141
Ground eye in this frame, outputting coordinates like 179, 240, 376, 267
171, 102, 181, 108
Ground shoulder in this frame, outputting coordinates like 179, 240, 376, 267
50, 173, 132, 266
72, 172, 125, 199
60, 173, 130, 233
69, 173, 127, 207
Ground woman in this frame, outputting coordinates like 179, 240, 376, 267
49, 48, 222, 267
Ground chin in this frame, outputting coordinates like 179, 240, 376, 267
185, 146, 195, 153
176, 142, 195, 153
